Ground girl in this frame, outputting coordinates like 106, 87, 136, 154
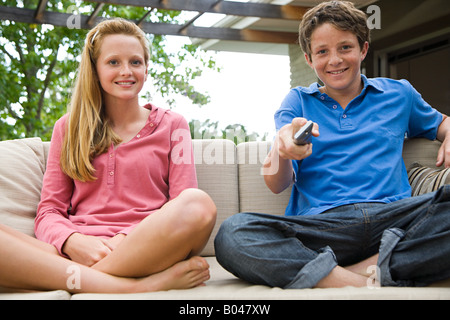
31, 18, 216, 290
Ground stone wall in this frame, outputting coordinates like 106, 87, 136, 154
288, 44, 318, 89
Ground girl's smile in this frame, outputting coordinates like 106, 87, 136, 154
96, 34, 148, 106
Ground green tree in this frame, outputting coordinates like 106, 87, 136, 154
222, 123, 266, 144
0, 0, 217, 140
189, 119, 266, 144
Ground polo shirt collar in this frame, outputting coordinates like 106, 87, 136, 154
363, 74, 385, 93
299, 74, 385, 95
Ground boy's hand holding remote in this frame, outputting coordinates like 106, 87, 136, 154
277, 118, 320, 161
294, 120, 314, 145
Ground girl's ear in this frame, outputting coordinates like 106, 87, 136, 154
304, 53, 314, 69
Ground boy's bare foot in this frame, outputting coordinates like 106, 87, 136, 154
344, 254, 379, 277
133, 256, 210, 292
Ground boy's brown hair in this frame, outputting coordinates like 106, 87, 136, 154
299, 1, 370, 60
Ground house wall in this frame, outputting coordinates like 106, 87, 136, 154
389, 45, 450, 115
288, 44, 317, 88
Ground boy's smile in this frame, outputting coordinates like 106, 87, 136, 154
327, 67, 349, 75
305, 23, 368, 105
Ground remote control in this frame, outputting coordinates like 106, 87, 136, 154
293, 120, 313, 145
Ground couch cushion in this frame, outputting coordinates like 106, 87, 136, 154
193, 139, 238, 256
70, 256, 450, 300
403, 138, 441, 169
43, 141, 50, 168
237, 141, 291, 215
0, 138, 45, 237
0, 290, 71, 300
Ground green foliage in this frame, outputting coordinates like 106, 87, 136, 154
189, 119, 266, 145
0, 0, 86, 140
0, 0, 218, 140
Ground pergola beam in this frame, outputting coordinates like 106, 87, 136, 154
34, 0, 49, 21
89, 0, 308, 20
0, 6, 298, 44
87, 3, 105, 26
136, 8, 155, 27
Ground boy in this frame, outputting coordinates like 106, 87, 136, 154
214, 1, 450, 288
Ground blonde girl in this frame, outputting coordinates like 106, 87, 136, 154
32, 18, 216, 290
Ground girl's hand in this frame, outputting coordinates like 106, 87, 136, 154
106, 233, 126, 251
62, 233, 114, 267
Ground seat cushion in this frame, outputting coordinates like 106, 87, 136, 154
237, 141, 291, 215
193, 139, 238, 256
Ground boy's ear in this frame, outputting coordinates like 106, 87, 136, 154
361, 41, 369, 61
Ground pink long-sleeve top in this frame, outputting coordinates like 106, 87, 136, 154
35, 104, 197, 255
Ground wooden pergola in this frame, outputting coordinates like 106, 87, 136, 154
0, 0, 309, 44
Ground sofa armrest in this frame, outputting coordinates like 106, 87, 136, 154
0, 138, 46, 237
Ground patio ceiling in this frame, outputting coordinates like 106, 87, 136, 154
0, 0, 378, 45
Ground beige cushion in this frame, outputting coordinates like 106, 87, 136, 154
193, 139, 238, 256
43, 141, 50, 169
237, 141, 291, 215
0, 289, 71, 300
408, 163, 450, 196
0, 138, 45, 237
403, 138, 442, 169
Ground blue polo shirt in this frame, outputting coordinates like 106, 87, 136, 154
275, 75, 443, 216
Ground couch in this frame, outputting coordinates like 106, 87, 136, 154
0, 137, 449, 300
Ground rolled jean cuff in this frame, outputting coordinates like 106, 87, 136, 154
378, 228, 413, 287
284, 246, 338, 289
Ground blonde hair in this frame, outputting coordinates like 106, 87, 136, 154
299, 1, 370, 61
61, 18, 150, 182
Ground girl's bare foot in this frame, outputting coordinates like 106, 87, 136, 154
133, 256, 210, 292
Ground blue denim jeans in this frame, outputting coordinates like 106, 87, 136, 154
214, 186, 450, 288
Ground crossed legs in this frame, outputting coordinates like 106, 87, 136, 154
92, 188, 217, 281
214, 210, 382, 289
0, 188, 217, 293
215, 188, 450, 289
0, 223, 145, 293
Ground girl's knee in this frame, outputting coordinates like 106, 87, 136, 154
177, 188, 217, 230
